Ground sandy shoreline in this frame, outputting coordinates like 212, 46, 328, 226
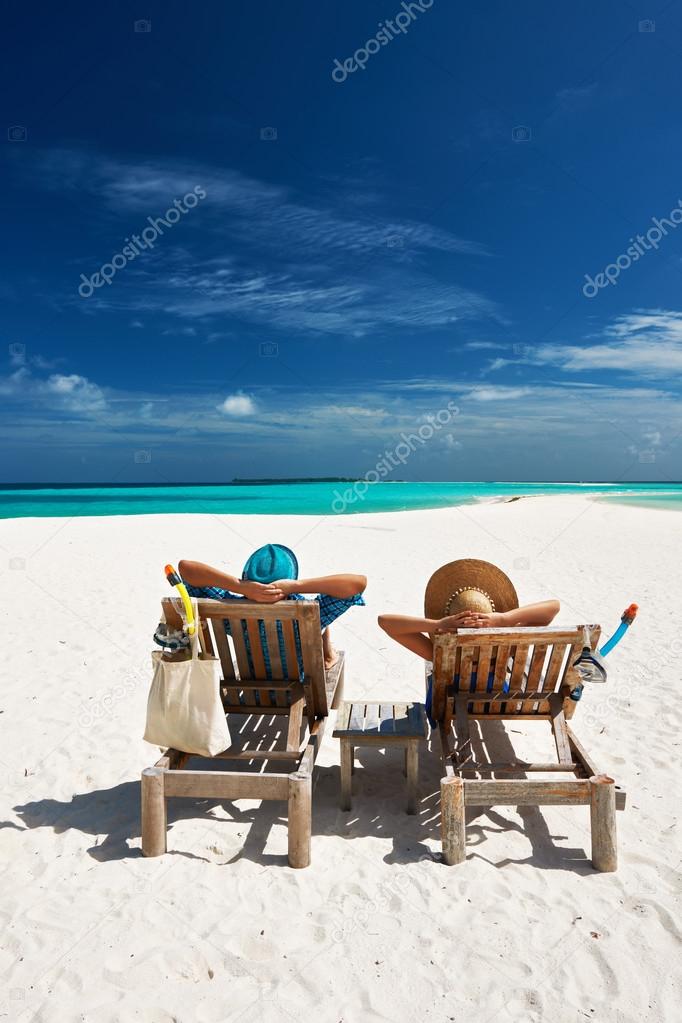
2, 496, 680, 1022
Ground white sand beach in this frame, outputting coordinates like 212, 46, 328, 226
2, 495, 680, 1022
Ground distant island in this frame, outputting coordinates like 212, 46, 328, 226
231, 478, 409, 484
233, 477, 364, 484
0, 478, 406, 489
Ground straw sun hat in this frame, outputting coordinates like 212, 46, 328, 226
424, 559, 519, 620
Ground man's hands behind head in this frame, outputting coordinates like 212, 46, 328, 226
240, 580, 286, 603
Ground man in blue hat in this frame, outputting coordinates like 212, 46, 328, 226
178, 545, 366, 669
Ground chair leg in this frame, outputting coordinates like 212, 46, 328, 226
141, 767, 167, 857
590, 774, 617, 872
406, 742, 419, 815
288, 770, 312, 868
440, 776, 466, 865
340, 739, 352, 811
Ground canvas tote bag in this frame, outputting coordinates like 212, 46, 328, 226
144, 605, 230, 756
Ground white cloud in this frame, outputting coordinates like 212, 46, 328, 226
45, 373, 107, 413
32, 149, 486, 257
29, 149, 497, 337
463, 341, 505, 350
218, 391, 256, 416
4, 371, 679, 477
519, 310, 682, 379
468, 385, 533, 402
0, 366, 29, 395
7, 348, 60, 371
327, 405, 387, 420
155, 265, 495, 335
1, 355, 89, 407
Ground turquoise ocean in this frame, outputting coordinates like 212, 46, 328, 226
0, 482, 680, 519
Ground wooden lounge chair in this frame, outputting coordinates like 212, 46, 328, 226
432, 625, 626, 871
141, 597, 345, 868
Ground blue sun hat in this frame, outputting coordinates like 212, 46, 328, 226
242, 544, 298, 584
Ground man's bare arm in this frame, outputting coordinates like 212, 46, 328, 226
276, 574, 367, 599
178, 560, 285, 603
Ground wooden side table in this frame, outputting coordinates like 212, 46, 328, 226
333, 701, 428, 814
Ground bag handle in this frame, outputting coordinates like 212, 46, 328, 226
191, 599, 208, 659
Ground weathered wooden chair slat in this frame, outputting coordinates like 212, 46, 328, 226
245, 619, 267, 680
348, 703, 365, 731
230, 621, 253, 682
364, 702, 379, 731
281, 619, 299, 683
263, 619, 284, 679
141, 597, 346, 868
432, 623, 623, 872
297, 609, 328, 716
471, 645, 491, 715
522, 643, 547, 713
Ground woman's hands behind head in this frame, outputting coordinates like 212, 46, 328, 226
436, 610, 505, 632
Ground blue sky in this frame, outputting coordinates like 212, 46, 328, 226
2, 0, 682, 483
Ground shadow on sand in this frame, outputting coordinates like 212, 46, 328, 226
10, 720, 594, 872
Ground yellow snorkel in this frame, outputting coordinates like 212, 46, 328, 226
164, 563, 196, 636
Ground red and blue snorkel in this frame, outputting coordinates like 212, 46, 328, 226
599, 602, 638, 656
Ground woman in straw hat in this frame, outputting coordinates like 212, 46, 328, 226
378, 559, 559, 662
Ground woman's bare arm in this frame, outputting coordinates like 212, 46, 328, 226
378, 601, 561, 662
441, 600, 561, 631
377, 613, 442, 660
